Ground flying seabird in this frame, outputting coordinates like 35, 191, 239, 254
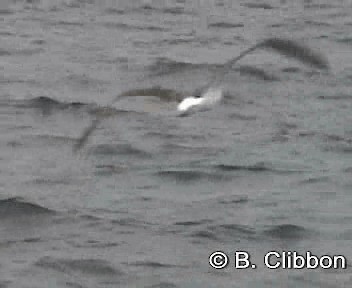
73, 37, 329, 151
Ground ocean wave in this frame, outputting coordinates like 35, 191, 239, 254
0, 197, 55, 218
191, 223, 256, 242
264, 224, 308, 240
148, 57, 281, 82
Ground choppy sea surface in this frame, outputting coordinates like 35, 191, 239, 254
1, 0, 352, 287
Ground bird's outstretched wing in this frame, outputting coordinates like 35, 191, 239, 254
209, 37, 329, 86
73, 87, 183, 152
74, 38, 329, 152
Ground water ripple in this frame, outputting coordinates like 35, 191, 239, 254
35, 256, 122, 277
128, 261, 186, 269
91, 143, 152, 158
241, 3, 274, 9
155, 169, 234, 183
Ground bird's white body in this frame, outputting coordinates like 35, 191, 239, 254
177, 97, 205, 112
177, 87, 223, 114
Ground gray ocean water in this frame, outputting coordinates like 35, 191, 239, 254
1, 0, 352, 287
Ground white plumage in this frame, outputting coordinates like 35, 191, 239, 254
177, 87, 223, 114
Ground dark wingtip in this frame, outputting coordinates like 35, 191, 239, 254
260, 38, 330, 70
73, 119, 100, 153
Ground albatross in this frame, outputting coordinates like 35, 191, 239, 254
73, 37, 329, 151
